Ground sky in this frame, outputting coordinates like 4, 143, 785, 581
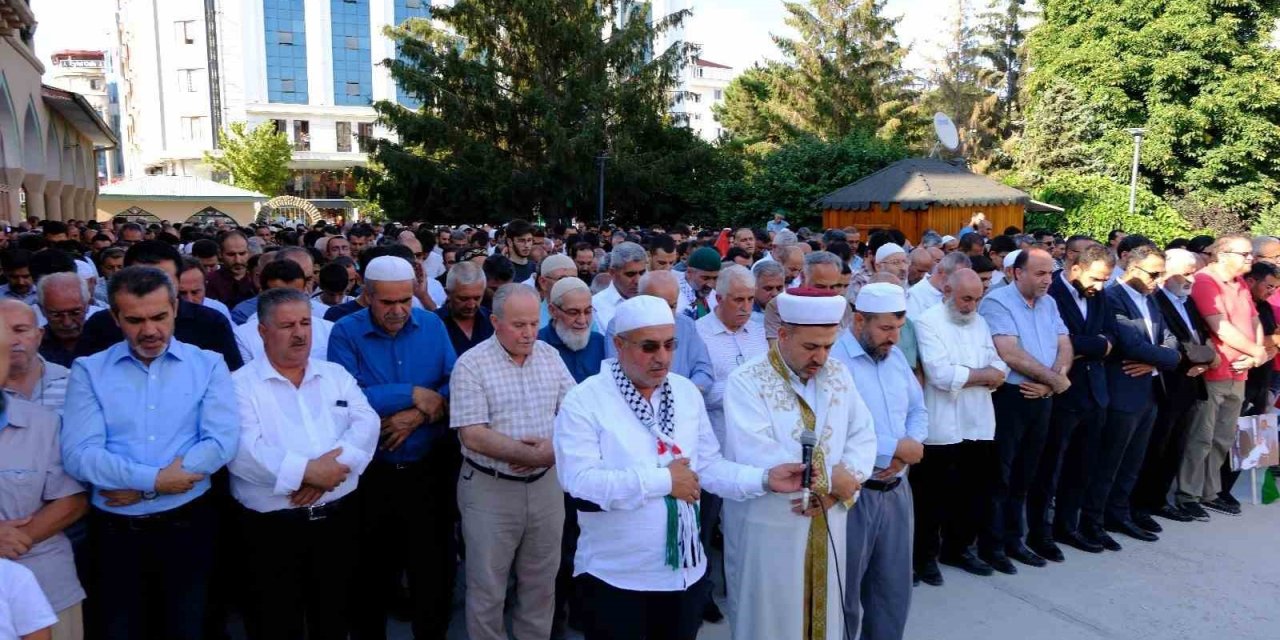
31, 0, 957, 78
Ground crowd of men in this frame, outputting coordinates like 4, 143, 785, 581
0, 209, 1274, 640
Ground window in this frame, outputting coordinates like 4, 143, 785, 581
395, 0, 431, 107
336, 121, 352, 152
180, 116, 206, 141
331, 0, 372, 105
293, 120, 310, 151
714, 89, 723, 101
280, 79, 296, 93
175, 20, 195, 45
178, 68, 201, 92
345, 35, 358, 49
272, 119, 287, 134
405, 0, 422, 7
265, 0, 308, 103
277, 30, 294, 45
89, 79, 103, 91
346, 81, 361, 96
357, 122, 373, 152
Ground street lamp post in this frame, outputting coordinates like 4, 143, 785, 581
596, 151, 609, 228
1127, 128, 1146, 215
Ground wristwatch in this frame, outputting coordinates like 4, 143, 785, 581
142, 490, 158, 500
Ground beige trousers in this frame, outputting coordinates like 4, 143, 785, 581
52, 602, 84, 640
1177, 380, 1245, 503
458, 464, 564, 640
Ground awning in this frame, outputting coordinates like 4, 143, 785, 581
41, 85, 117, 148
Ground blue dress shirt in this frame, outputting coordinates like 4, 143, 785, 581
831, 335, 928, 471
978, 282, 1069, 385
61, 339, 239, 515
604, 313, 714, 393
231, 296, 259, 325
327, 308, 457, 463
539, 325, 606, 383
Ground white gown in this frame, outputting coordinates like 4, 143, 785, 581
721, 354, 877, 640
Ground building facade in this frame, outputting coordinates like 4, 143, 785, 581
677, 57, 731, 143
0, 0, 118, 222
46, 49, 124, 182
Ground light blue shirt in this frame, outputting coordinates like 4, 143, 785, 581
61, 340, 239, 515
767, 220, 789, 234
831, 334, 928, 471
978, 282, 1069, 385
604, 313, 715, 394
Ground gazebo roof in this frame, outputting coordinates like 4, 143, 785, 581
816, 158, 1030, 212
98, 175, 268, 201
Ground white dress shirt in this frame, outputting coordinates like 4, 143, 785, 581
592, 284, 625, 333
554, 363, 766, 592
228, 357, 379, 513
913, 303, 1008, 444
234, 313, 334, 364
1161, 287, 1200, 342
906, 278, 944, 319
423, 251, 446, 280
202, 297, 233, 323
695, 312, 767, 440
1119, 281, 1160, 377
1060, 271, 1088, 319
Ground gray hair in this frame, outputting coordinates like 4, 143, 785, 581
773, 230, 798, 246
638, 269, 678, 294
716, 264, 756, 297
803, 251, 843, 279
491, 282, 540, 319
445, 261, 486, 292
937, 251, 972, 276
1252, 235, 1280, 256
1014, 234, 1036, 248
37, 271, 90, 308
752, 259, 786, 280
258, 287, 312, 325
1164, 248, 1199, 273
920, 231, 944, 248
608, 241, 647, 271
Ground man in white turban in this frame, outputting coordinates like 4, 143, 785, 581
721, 288, 877, 640
554, 295, 808, 640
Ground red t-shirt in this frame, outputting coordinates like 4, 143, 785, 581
1191, 269, 1258, 382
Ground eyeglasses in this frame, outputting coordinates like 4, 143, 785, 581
622, 337, 678, 354
554, 304, 594, 320
1133, 266, 1164, 279
1221, 250, 1254, 260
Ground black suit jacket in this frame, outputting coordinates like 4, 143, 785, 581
1153, 288, 1212, 406
1103, 284, 1182, 414
74, 299, 245, 371
1048, 272, 1113, 411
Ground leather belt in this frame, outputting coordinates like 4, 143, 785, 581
466, 458, 548, 484
863, 477, 902, 492
93, 493, 209, 531
276, 493, 352, 522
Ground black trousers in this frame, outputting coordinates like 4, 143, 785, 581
239, 496, 358, 640
577, 573, 710, 640
1082, 403, 1157, 530
980, 385, 1051, 554
553, 494, 583, 633
90, 494, 216, 640
1028, 406, 1099, 540
1133, 396, 1197, 513
350, 444, 460, 640
910, 441, 990, 564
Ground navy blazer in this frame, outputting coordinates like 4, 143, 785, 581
1048, 272, 1113, 411
1103, 283, 1182, 413
1153, 289, 1211, 406
74, 299, 245, 372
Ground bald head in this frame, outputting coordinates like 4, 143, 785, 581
0, 299, 36, 326
943, 269, 984, 321
638, 270, 680, 309
908, 248, 937, 285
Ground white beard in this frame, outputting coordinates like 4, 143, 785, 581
554, 322, 591, 351
946, 301, 976, 326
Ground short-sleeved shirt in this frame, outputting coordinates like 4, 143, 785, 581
0, 399, 85, 612
0, 559, 56, 638
449, 336, 576, 476
978, 282, 1069, 385
1191, 269, 1258, 382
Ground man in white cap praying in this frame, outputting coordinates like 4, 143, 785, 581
831, 282, 927, 640
721, 288, 876, 640
554, 295, 809, 640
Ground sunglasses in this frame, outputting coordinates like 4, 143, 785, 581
623, 338, 678, 354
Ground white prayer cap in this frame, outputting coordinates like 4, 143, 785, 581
550, 276, 589, 306
941, 235, 956, 244
75, 259, 96, 281
874, 242, 905, 263
364, 255, 415, 282
1003, 249, 1022, 269
613, 295, 673, 334
313, 236, 331, 252
854, 282, 907, 314
540, 254, 576, 277
777, 289, 846, 325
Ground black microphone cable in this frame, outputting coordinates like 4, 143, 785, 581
818, 493, 855, 640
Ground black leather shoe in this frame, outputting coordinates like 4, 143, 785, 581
1027, 537, 1065, 563
1219, 493, 1242, 508
916, 560, 944, 586
939, 550, 994, 577
702, 601, 724, 623
1057, 529, 1104, 553
1154, 504, 1194, 523
1202, 498, 1241, 516
1179, 502, 1211, 521
1006, 543, 1047, 568
977, 550, 1017, 575
1084, 528, 1122, 552
1106, 520, 1158, 542
1132, 512, 1163, 533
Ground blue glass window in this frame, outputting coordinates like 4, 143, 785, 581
264, 0, 309, 103
394, 0, 430, 108
331, 0, 373, 105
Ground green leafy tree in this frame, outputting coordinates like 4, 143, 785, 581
358, 0, 713, 227
1016, 78, 1105, 182
203, 122, 292, 196
1024, 0, 1280, 223
1033, 173, 1191, 245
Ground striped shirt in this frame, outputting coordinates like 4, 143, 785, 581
696, 312, 767, 441
4, 357, 70, 414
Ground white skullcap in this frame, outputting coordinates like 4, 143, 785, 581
1003, 249, 1022, 269
874, 242, 905, 263
314, 236, 331, 252
540, 254, 576, 277
777, 290, 846, 325
550, 276, 589, 305
364, 255, 415, 282
855, 282, 907, 314
613, 295, 673, 334
75, 258, 96, 281
941, 235, 956, 244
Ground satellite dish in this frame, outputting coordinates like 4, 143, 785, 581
933, 112, 960, 152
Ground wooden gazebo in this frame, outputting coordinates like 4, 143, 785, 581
817, 158, 1030, 241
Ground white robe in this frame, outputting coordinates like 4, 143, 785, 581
722, 354, 877, 640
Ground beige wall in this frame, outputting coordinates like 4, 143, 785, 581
95, 199, 258, 226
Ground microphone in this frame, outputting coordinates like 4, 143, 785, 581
799, 430, 817, 511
